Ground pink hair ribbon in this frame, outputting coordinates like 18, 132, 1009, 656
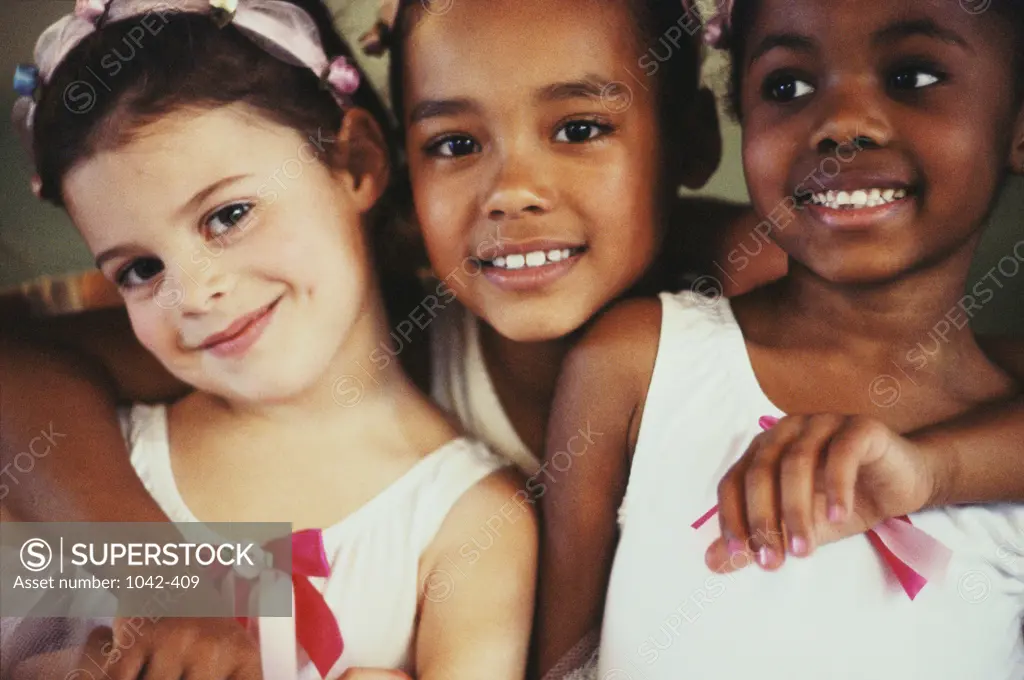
693, 415, 952, 600
680, 0, 735, 49
12, 0, 362, 196
216, 528, 343, 679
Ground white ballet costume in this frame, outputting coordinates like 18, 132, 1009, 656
597, 290, 1024, 680
120, 403, 509, 679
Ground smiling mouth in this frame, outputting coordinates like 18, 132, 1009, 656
198, 297, 281, 351
802, 186, 915, 210
478, 246, 588, 270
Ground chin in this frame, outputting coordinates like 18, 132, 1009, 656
486, 305, 595, 343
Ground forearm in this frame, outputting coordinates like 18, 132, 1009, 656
1, 302, 188, 403
915, 396, 1024, 506
0, 331, 170, 524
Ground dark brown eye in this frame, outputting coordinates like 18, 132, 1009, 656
763, 74, 815, 102
427, 135, 481, 158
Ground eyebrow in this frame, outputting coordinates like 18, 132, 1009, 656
408, 98, 479, 125
407, 74, 615, 125
749, 33, 817, 65
95, 244, 141, 271
872, 19, 972, 51
95, 174, 251, 270
535, 75, 611, 103
175, 174, 252, 220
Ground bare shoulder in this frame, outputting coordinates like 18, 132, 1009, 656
569, 297, 663, 378
426, 466, 537, 566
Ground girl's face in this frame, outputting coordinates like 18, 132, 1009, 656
65, 106, 380, 403
740, 0, 1024, 284
402, 0, 661, 342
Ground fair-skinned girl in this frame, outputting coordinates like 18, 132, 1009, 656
4, 0, 1024, 676
536, 0, 1024, 677
1, 2, 535, 679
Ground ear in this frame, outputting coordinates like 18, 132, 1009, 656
1009, 104, 1024, 176
679, 87, 723, 190
334, 107, 391, 212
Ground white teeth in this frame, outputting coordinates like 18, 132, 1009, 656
808, 187, 911, 210
525, 251, 547, 267
487, 247, 581, 270
505, 254, 526, 270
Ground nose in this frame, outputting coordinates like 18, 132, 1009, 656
172, 260, 234, 316
810, 79, 892, 154
482, 146, 554, 221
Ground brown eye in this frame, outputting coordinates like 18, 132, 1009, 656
889, 68, 941, 91
118, 257, 164, 288
554, 120, 612, 143
427, 135, 481, 158
206, 203, 253, 239
763, 73, 815, 102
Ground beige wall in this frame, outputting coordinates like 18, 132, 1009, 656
2, 1, 1021, 332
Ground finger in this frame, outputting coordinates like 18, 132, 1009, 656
778, 414, 844, 558
183, 647, 234, 680
713, 446, 756, 567
141, 646, 186, 680
822, 417, 889, 523
187, 633, 261, 680
705, 535, 757, 574
102, 643, 147, 680
744, 419, 805, 570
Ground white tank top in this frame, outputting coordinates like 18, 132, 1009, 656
430, 300, 541, 475
599, 291, 1024, 680
120, 403, 508, 679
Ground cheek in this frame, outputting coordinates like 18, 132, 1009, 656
743, 122, 794, 211
126, 303, 175, 358
413, 172, 470, 268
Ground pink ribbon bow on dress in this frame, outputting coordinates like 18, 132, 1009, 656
692, 416, 952, 600
219, 528, 343, 678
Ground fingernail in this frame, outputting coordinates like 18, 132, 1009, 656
790, 535, 808, 556
727, 537, 746, 556
828, 504, 846, 523
757, 546, 775, 568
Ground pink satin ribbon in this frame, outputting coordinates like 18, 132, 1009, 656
693, 415, 952, 600
217, 529, 344, 677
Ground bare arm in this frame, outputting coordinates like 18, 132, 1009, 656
532, 299, 661, 678
414, 469, 537, 680
0, 331, 170, 524
916, 336, 1024, 505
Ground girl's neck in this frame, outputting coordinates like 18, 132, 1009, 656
786, 252, 974, 344
756, 236, 994, 377
478, 321, 574, 454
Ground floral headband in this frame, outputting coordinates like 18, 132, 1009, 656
699, 0, 735, 50
12, 0, 362, 198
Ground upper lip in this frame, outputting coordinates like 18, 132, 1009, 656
473, 238, 586, 260
793, 169, 916, 197
197, 298, 280, 350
